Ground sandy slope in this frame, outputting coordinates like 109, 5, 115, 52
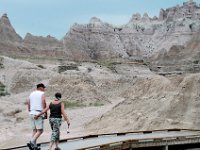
85, 74, 200, 133
0, 56, 200, 149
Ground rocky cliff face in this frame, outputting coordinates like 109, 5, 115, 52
0, 0, 200, 63
63, 0, 200, 60
0, 14, 68, 59
23, 33, 63, 51
63, 17, 129, 61
149, 31, 200, 75
0, 14, 22, 43
85, 73, 200, 133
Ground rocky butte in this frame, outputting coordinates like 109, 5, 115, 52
0, 0, 200, 149
63, 0, 200, 61
0, 0, 199, 63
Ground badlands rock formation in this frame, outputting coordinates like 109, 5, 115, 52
85, 73, 200, 133
0, 14, 67, 59
23, 33, 63, 51
0, 13, 22, 43
1, 0, 200, 62
0, 56, 153, 148
63, 0, 200, 60
0, 0, 200, 149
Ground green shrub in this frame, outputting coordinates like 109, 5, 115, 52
37, 64, 46, 69
89, 102, 104, 107
0, 57, 4, 69
63, 100, 104, 108
58, 64, 79, 73
193, 60, 199, 64
97, 60, 122, 73
3, 109, 22, 117
16, 117, 24, 122
0, 82, 9, 96
62, 100, 86, 108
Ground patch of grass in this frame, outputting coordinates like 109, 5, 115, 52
0, 57, 4, 69
3, 109, 22, 117
87, 67, 92, 73
0, 63, 4, 69
97, 60, 122, 73
89, 102, 104, 107
37, 64, 46, 69
0, 92, 10, 96
0, 84, 5, 88
63, 100, 104, 108
16, 117, 24, 123
63, 100, 86, 108
0, 87, 5, 91
58, 64, 79, 73
24, 101, 28, 105
193, 60, 199, 64
0, 82, 9, 96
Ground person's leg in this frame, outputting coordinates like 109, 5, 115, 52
50, 118, 61, 149
29, 115, 37, 147
32, 129, 37, 137
33, 129, 43, 141
49, 118, 56, 149
54, 118, 62, 149
48, 141, 54, 150
33, 116, 44, 147
30, 129, 37, 146
55, 141, 59, 149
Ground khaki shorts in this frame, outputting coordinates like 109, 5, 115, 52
29, 114, 44, 130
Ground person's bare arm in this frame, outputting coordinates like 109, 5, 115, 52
61, 102, 70, 126
34, 104, 49, 119
28, 97, 30, 112
42, 94, 47, 109
42, 94, 48, 118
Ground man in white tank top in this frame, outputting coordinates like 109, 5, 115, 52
27, 83, 47, 150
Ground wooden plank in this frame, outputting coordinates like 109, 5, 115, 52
83, 135, 99, 139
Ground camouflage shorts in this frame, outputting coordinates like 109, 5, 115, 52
49, 118, 62, 142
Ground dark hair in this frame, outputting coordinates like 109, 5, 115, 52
37, 83, 46, 88
55, 93, 62, 100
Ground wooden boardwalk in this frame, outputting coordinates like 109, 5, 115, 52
5, 129, 200, 150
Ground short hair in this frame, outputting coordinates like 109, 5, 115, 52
37, 83, 46, 89
55, 92, 62, 100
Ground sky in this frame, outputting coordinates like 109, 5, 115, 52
0, 0, 200, 39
